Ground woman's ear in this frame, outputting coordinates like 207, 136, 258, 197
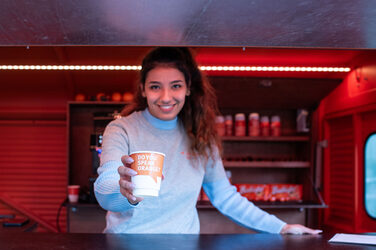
186, 82, 191, 96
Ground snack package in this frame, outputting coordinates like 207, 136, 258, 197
269, 184, 302, 202
235, 184, 270, 201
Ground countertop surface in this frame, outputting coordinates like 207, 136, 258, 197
0, 232, 375, 250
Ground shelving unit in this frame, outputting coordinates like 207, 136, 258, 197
197, 200, 325, 209
223, 161, 310, 168
221, 136, 310, 142
204, 123, 327, 221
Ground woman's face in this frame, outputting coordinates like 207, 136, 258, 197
142, 66, 190, 121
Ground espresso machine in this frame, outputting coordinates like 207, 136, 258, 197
88, 133, 103, 203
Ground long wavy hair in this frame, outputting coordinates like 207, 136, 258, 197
121, 47, 221, 160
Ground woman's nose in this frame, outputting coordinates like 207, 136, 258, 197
160, 89, 172, 103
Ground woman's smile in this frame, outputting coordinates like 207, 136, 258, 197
158, 104, 175, 112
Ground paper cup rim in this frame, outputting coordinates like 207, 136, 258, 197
68, 185, 80, 189
130, 151, 165, 157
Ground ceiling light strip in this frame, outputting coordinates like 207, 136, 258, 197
0, 65, 142, 70
199, 66, 351, 72
0, 65, 351, 72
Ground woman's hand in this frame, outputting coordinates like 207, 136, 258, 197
118, 155, 144, 205
280, 224, 322, 235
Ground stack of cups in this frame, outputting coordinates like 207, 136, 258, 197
68, 185, 80, 203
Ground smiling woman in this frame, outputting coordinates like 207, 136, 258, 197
92, 47, 323, 235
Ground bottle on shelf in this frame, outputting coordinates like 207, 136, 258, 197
215, 115, 226, 136
234, 113, 246, 136
248, 113, 260, 136
271, 115, 281, 136
225, 115, 233, 136
260, 116, 270, 136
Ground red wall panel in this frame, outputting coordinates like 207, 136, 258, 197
0, 120, 67, 231
324, 116, 355, 232
358, 111, 376, 232
319, 64, 376, 232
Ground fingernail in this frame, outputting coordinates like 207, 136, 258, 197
130, 183, 136, 190
126, 157, 134, 164
132, 196, 137, 201
129, 169, 137, 175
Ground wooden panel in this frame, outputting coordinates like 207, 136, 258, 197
0, 120, 67, 232
326, 116, 355, 231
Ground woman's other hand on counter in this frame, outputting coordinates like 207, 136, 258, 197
280, 224, 323, 235
118, 155, 144, 205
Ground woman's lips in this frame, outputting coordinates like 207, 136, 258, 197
159, 104, 175, 112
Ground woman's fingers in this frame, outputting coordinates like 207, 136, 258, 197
118, 158, 141, 204
281, 224, 323, 235
118, 165, 137, 180
121, 155, 134, 167
119, 178, 144, 204
301, 226, 322, 234
119, 178, 136, 191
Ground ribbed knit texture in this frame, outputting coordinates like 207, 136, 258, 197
94, 109, 286, 233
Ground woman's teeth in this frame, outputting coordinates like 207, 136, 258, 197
160, 105, 174, 111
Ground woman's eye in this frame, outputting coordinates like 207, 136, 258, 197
149, 85, 160, 90
172, 84, 182, 89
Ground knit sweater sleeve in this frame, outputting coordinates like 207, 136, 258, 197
202, 178, 286, 233
202, 147, 286, 233
94, 120, 137, 212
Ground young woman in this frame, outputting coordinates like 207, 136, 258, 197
94, 47, 322, 234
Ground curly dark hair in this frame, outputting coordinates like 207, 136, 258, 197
121, 47, 221, 160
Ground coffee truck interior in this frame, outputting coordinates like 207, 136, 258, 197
0, 1, 376, 234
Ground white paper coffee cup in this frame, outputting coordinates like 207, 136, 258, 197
130, 151, 165, 197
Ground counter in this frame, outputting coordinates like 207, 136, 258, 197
0, 232, 374, 249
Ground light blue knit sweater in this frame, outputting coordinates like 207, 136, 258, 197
94, 109, 286, 234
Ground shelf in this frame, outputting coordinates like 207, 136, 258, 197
93, 116, 117, 121
196, 200, 327, 209
68, 101, 129, 106
221, 136, 309, 142
223, 161, 310, 168
64, 202, 100, 208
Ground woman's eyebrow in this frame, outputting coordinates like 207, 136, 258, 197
170, 80, 183, 84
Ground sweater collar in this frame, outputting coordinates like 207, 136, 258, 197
142, 108, 178, 130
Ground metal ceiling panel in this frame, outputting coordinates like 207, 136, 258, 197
0, 0, 375, 48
